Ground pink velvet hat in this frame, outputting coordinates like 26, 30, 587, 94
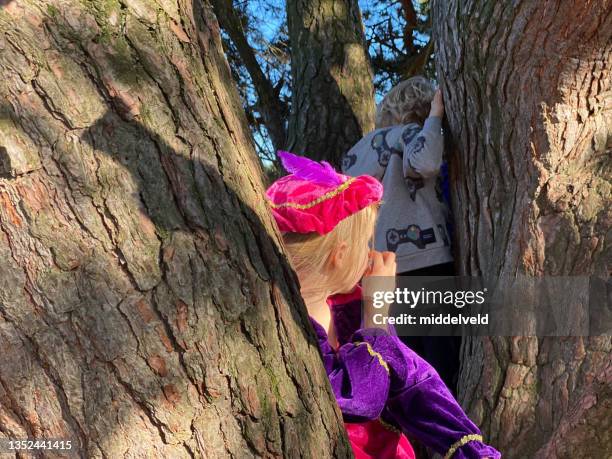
266, 151, 383, 235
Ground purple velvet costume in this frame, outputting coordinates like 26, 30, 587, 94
313, 289, 501, 459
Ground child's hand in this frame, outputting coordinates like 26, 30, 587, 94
363, 250, 396, 329
430, 88, 444, 118
364, 250, 397, 278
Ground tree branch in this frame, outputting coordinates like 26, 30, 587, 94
210, 0, 287, 152
401, 38, 433, 78
399, 0, 418, 53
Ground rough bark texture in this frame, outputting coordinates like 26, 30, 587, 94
0, 1, 352, 457
286, 0, 375, 167
433, 1, 611, 458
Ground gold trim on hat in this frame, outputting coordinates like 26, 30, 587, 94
268, 177, 357, 210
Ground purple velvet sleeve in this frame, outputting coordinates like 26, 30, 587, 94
311, 319, 391, 419
353, 330, 501, 458
311, 317, 500, 458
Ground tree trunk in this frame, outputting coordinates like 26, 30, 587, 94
286, 0, 376, 167
433, 1, 611, 458
0, 1, 351, 457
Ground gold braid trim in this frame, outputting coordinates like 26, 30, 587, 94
268, 177, 356, 209
443, 434, 483, 459
354, 342, 389, 373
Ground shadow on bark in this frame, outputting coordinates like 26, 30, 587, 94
0, 104, 336, 458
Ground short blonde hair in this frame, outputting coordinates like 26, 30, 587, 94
376, 76, 435, 128
282, 205, 378, 299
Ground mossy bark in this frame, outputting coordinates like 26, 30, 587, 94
433, 1, 611, 457
0, 0, 351, 457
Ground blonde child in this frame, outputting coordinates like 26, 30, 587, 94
266, 151, 499, 459
342, 76, 451, 274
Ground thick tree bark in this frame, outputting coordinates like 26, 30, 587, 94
0, 1, 352, 457
433, 1, 611, 458
286, 0, 375, 167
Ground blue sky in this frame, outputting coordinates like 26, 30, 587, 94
227, 0, 431, 163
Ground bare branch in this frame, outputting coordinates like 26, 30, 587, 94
211, 0, 287, 151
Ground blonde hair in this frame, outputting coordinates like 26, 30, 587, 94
375, 76, 435, 128
282, 205, 378, 299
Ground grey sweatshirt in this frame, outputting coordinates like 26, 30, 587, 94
342, 117, 452, 273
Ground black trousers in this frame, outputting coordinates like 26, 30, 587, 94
398, 262, 461, 394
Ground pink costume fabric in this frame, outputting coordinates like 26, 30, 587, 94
345, 420, 415, 459
266, 151, 383, 234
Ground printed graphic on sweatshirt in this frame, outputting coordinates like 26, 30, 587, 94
410, 135, 427, 157
401, 125, 420, 145
404, 176, 424, 201
403, 128, 427, 180
342, 151, 357, 171
371, 129, 402, 166
386, 224, 437, 251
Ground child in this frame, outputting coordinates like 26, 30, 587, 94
266, 151, 500, 459
342, 76, 451, 276
342, 77, 458, 390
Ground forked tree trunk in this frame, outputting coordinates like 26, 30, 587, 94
286, 0, 376, 167
0, 1, 351, 457
433, 1, 611, 457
